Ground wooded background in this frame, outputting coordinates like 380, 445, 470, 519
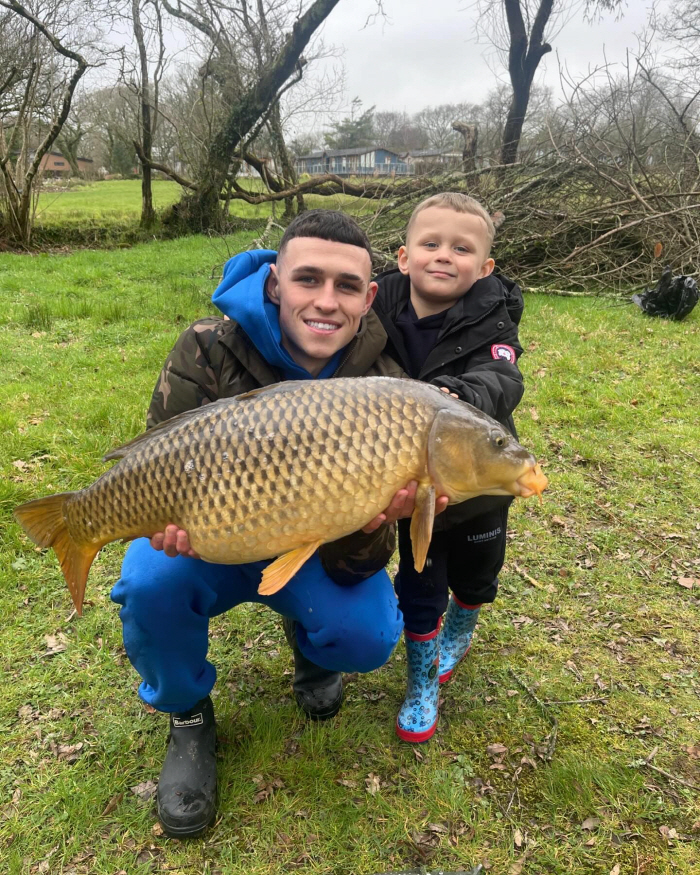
2, 0, 700, 294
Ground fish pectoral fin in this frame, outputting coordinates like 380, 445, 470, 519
257, 540, 324, 596
410, 483, 436, 573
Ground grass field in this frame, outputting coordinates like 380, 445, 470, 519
33, 179, 375, 234
1, 234, 699, 875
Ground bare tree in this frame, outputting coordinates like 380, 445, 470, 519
124, 0, 167, 226
472, 0, 625, 165
0, 0, 94, 245
150, 0, 343, 232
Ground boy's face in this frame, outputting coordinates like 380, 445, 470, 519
398, 207, 495, 317
267, 236, 377, 376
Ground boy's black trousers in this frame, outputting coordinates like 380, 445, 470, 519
394, 505, 509, 635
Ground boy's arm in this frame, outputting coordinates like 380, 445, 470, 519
147, 318, 224, 428
432, 324, 524, 422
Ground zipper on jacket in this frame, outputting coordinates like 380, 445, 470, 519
419, 301, 504, 379
331, 338, 358, 377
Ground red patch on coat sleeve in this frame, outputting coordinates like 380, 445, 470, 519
491, 344, 516, 363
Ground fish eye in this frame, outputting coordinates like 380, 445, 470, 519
491, 431, 509, 448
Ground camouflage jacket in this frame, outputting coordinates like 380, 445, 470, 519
147, 310, 406, 585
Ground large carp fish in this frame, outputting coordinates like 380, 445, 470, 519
14, 377, 547, 614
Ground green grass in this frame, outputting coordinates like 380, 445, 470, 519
1, 236, 699, 874
33, 179, 378, 236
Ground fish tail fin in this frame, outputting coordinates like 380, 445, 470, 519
14, 494, 98, 615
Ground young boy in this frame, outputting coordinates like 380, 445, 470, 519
372, 192, 525, 742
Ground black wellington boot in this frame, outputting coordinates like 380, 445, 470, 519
156, 695, 217, 838
282, 617, 344, 720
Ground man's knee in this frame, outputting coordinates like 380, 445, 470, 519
344, 617, 401, 672
111, 539, 204, 616
307, 581, 403, 672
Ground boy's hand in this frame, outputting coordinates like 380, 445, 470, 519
150, 524, 200, 558
361, 481, 449, 533
440, 387, 460, 399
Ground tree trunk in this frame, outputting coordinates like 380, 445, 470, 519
132, 0, 156, 228
452, 121, 478, 173
269, 103, 302, 220
171, 0, 340, 232
500, 82, 530, 166
499, 0, 553, 166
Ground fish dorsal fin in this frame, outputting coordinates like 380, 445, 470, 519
103, 380, 309, 462
104, 406, 214, 460
232, 380, 309, 402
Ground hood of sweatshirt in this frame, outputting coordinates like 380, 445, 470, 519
211, 249, 341, 380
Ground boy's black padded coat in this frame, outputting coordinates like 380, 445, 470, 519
372, 268, 526, 529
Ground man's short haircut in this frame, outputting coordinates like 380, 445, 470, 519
278, 209, 373, 264
406, 192, 496, 253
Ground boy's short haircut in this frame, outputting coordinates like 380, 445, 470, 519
406, 192, 496, 253
278, 209, 373, 264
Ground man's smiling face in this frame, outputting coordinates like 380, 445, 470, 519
266, 236, 377, 376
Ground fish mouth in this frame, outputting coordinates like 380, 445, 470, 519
515, 463, 548, 500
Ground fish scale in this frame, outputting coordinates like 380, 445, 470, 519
14, 376, 548, 614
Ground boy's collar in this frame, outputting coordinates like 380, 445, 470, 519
374, 268, 504, 323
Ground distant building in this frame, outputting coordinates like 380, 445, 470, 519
406, 149, 462, 173
37, 151, 94, 178
295, 146, 411, 177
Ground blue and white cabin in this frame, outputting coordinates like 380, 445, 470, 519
295, 146, 411, 177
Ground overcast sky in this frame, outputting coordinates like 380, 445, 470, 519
309, 0, 668, 120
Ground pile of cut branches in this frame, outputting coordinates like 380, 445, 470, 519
360, 154, 700, 295
253, 151, 700, 296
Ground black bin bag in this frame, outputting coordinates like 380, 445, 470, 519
632, 265, 699, 321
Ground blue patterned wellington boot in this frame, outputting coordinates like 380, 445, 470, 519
439, 596, 482, 684
396, 624, 440, 743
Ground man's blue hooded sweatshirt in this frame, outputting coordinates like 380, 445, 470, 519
211, 250, 342, 381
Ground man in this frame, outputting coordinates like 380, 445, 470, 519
111, 210, 425, 838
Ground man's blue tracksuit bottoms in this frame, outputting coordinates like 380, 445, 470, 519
111, 538, 403, 713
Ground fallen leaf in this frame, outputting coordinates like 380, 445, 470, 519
253, 776, 284, 803
509, 860, 524, 875
486, 742, 508, 758
135, 846, 161, 866
529, 407, 539, 421
684, 743, 700, 759
13, 459, 29, 470
581, 816, 600, 831
56, 742, 84, 763
365, 772, 381, 795
513, 827, 524, 848
336, 778, 357, 789
659, 825, 678, 840
654, 242, 664, 258
151, 822, 163, 836
101, 792, 123, 816
42, 633, 68, 656
610, 865, 621, 875
130, 780, 157, 801
426, 822, 448, 834
677, 577, 697, 589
